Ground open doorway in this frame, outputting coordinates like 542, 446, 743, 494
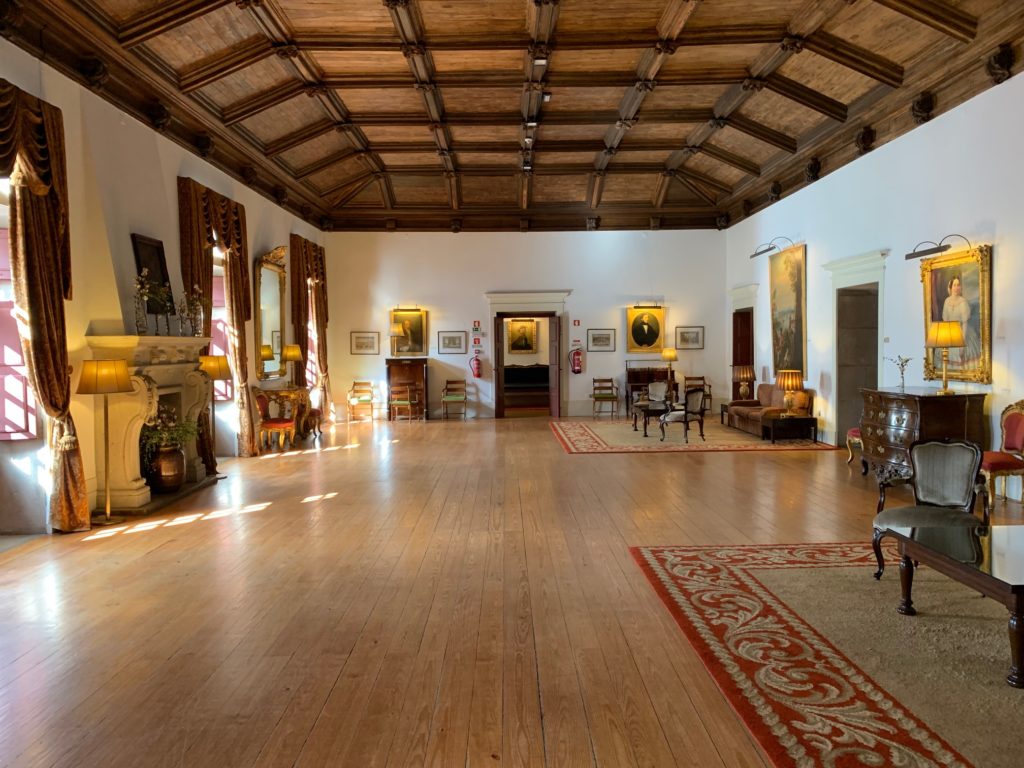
494, 311, 561, 418
731, 307, 753, 400
836, 284, 878, 443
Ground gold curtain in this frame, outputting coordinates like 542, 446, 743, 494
288, 233, 310, 389
308, 244, 332, 418
1, 79, 90, 531
177, 177, 258, 458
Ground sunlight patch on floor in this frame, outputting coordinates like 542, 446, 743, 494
81, 502, 273, 541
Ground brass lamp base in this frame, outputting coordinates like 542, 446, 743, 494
935, 349, 955, 395
738, 381, 750, 400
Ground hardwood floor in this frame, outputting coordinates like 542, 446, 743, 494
0, 418, 1018, 767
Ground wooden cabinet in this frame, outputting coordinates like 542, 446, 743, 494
386, 357, 429, 420
625, 362, 675, 407
860, 387, 987, 481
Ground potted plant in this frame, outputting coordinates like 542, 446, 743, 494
141, 403, 198, 493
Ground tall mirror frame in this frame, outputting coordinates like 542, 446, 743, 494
254, 245, 287, 380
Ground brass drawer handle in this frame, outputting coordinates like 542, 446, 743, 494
876, 445, 884, 454
896, 415, 905, 426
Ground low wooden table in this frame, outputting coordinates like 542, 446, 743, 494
631, 400, 668, 438
884, 524, 1024, 688
761, 415, 817, 443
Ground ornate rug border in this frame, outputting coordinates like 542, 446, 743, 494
631, 542, 972, 768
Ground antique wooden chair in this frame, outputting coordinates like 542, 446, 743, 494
389, 384, 414, 421
682, 375, 712, 410
347, 380, 378, 422
980, 399, 1024, 500
871, 439, 989, 580
592, 378, 618, 419
659, 386, 707, 443
441, 379, 468, 420
251, 386, 296, 451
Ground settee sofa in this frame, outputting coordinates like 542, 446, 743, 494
728, 383, 813, 438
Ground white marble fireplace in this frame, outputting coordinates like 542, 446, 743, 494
86, 335, 213, 510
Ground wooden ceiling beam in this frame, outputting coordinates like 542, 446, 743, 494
178, 39, 274, 93
763, 73, 847, 121
870, 0, 977, 43
676, 175, 719, 206
804, 31, 903, 87
673, 167, 732, 195
700, 143, 761, 177
222, 81, 307, 125
329, 173, 378, 207
652, 172, 673, 208
118, 0, 232, 47
724, 115, 798, 153
265, 120, 338, 156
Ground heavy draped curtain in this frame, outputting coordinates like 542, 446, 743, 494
309, 244, 332, 417
288, 233, 310, 389
0, 79, 89, 531
289, 234, 331, 418
177, 177, 258, 458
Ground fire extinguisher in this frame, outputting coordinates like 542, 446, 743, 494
569, 347, 583, 375
469, 351, 482, 379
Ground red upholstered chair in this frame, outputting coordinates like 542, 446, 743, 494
981, 400, 1024, 500
252, 387, 295, 451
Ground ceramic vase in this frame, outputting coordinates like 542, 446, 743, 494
148, 445, 185, 493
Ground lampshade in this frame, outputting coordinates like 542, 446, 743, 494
660, 348, 677, 363
260, 344, 274, 361
775, 369, 803, 392
926, 320, 965, 348
732, 364, 755, 382
389, 322, 405, 337
280, 344, 303, 363
76, 359, 133, 395
198, 355, 232, 381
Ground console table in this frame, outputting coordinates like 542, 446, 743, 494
860, 388, 986, 485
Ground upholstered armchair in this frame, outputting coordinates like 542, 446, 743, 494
251, 386, 296, 452
871, 439, 989, 580
980, 399, 1024, 500
658, 386, 707, 443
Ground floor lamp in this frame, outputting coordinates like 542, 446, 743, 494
198, 354, 232, 478
76, 359, 133, 525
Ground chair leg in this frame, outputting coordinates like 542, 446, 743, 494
861, 457, 869, 476
698, 417, 705, 441
872, 528, 886, 580
846, 437, 855, 463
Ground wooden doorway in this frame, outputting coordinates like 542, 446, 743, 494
494, 311, 560, 418
731, 308, 754, 400
836, 284, 878, 444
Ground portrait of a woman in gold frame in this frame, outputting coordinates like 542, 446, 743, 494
920, 244, 991, 384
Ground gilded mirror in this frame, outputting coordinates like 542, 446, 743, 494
254, 246, 286, 380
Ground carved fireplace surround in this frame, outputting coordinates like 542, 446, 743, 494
86, 336, 213, 510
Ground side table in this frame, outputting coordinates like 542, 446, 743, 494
762, 415, 817, 444
720, 403, 729, 425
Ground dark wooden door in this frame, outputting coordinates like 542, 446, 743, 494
731, 308, 754, 400
493, 316, 505, 418
548, 317, 560, 417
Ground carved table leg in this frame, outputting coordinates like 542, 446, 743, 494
897, 555, 917, 616
632, 411, 639, 432
1008, 611, 1024, 688
642, 413, 650, 437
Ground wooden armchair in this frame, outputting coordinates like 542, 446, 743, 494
592, 378, 618, 419
389, 384, 415, 421
682, 376, 712, 410
441, 379, 468, 420
348, 380, 379, 422
251, 386, 296, 451
659, 386, 707, 443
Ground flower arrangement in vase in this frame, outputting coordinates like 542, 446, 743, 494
132, 268, 151, 334
885, 355, 912, 391
186, 285, 205, 337
141, 403, 198, 493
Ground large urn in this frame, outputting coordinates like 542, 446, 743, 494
148, 445, 185, 493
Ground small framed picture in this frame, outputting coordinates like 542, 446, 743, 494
675, 326, 704, 350
350, 331, 380, 355
587, 328, 615, 352
438, 331, 468, 354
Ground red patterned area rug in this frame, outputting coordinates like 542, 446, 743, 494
551, 419, 834, 454
633, 542, 1023, 768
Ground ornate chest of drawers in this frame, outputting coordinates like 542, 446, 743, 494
860, 387, 987, 481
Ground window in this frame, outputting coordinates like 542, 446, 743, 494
0, 223, 39, 440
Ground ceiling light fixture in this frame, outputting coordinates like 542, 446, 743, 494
904, 233, 973, 260
749, 236, 796, 259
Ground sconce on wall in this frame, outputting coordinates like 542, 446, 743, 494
749, 236, 796, 259
904, 233, 973, 260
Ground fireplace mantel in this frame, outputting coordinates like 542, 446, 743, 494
86, 335, 213, 510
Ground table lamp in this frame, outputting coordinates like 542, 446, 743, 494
281, 344, 303, 383
76, 359, 133, 525
198, 354, 231, 476
661, 348, 677, 396
926, 320, 964, 395
775, 369, 803, 416
733, 364, 755, 400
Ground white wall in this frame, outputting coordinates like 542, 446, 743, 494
325, 229, 727, 417
724, 72, 1024, 482
1, 38, 321, 532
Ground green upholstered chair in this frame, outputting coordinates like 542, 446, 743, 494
592, 378, 618, 419
441, 379, 468, 420
347, 380, 378, 422
871, 439, 989, 580
389, 384, 414, 421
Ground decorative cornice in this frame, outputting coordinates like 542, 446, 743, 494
273, 43, 300, 58
910, 91, 934, 124
241, 165, 258, 185
987, 42, 1015, 85
78, 56, 109, 89
195, 133, 214, 158
715, 213, 730, 230
767, 181, 782, 202
146, 102, 171, 133
804, 156, 822, 182
781, 35, 805, 53
855, 125, 876, 155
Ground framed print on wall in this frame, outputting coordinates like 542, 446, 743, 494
675, 326, 704, 350
921, 244, 992, 384
390, 308, 427, 356
769, 243, 806, 377
350, 331, 380, 355
587, 329, 615, 352
626, 306, 665, 353
438, 331, 468, 354
507, 319, 537, 354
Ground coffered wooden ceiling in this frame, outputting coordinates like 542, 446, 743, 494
3, 0, 1022, 231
